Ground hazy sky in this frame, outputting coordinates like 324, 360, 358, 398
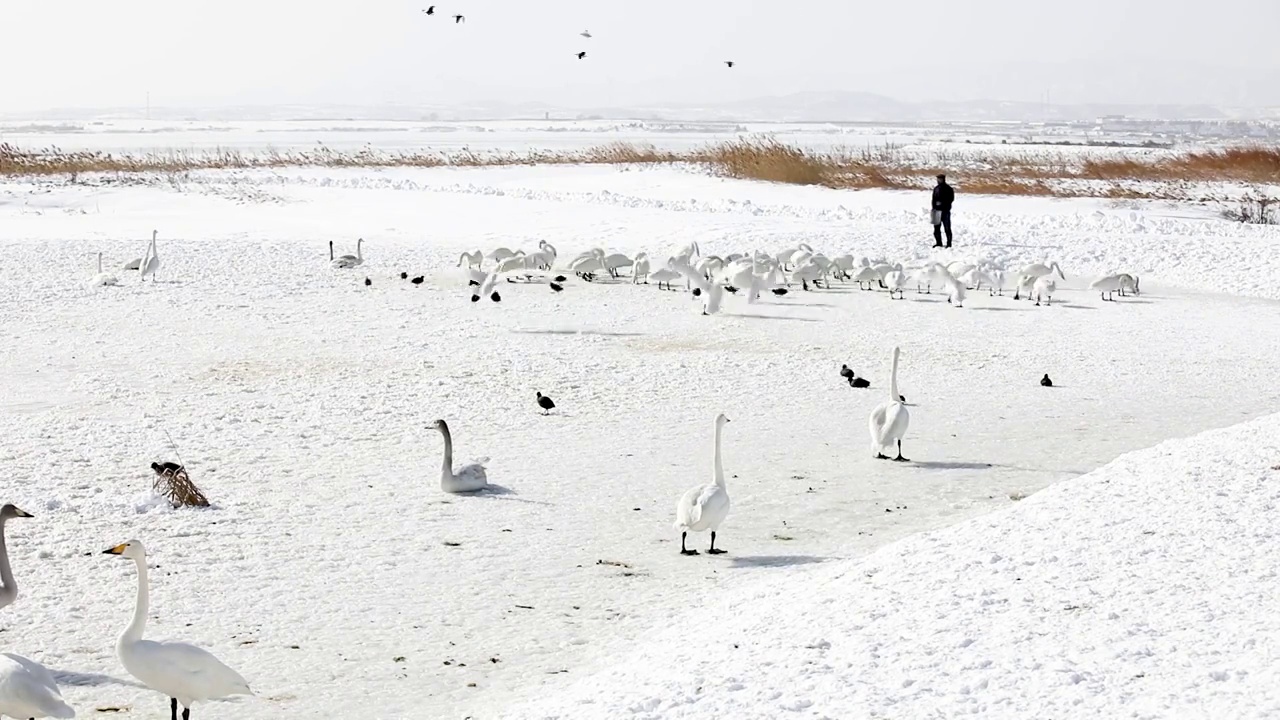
4, 0, 1279, 112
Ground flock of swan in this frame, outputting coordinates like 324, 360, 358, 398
0, 509, 250, 720
88, 232, 1141, 310
321, 238, 1141, 311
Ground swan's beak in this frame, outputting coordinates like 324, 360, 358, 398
102, 544, 127, 555
12, 508, 32, 518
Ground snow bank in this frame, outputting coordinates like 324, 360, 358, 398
510, 413, 1280, 719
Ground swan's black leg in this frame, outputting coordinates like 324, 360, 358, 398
170, 698, 178, 720
708, 531, 726, 554
875, 452, 890, 460
182, 706, 190, 720
893, 440, 910, 462
680, 531, 699, 556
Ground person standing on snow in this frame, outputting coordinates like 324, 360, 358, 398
931, 174, 955, 248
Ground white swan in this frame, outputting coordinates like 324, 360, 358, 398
457, 250, 483, 269
430, 419, 488, 493
1118, 273, 1140, 296
102, 540, 251, 720
332, 238, 364, 269
1018, 260, 1066, 282
868, 346, 910, 461
90, 252, 120, 287
632, 252, 651, 284
1033, 276, 1056, 306
883, 269, 908, 299
649, 267, 681, 290
851, 266, 880, 290
673, 413, 732, 555
140, 230, 160, 282
1090, 274, 1125, 301
472, 271, 500, 302
485, 247, 517, 263
942, 268, 967, 307
0, 504, 76, 719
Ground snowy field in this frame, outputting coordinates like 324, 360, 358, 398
1, 158, 1279, 719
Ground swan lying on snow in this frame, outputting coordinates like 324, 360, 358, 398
332, 238, 364, 269
868, 346, 910, 461
102, 540, 253, 720
90, 251, 120, 287
430, 419, 489, 493
674, 413, 731, 555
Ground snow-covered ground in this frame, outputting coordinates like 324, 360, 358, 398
1, 161, 1278, 718
509, 412, 1280, 719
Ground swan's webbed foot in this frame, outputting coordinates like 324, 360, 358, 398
182, 707, 190, 720
874, 453, 890, 460
680, 531, 699, 555
893, 440, 909, 462
707, 548, 727, 554
707, 531, 726, 554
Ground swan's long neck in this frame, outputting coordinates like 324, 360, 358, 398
0, 518, 15, 609
97, 252, 104, 273
713, 421, 725, 489
123, 556, 149, 644
330, 241, 335, 261
889, 350, 901, 402
439, 425, 455, 481
356, 239, 363, 261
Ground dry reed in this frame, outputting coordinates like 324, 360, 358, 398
5, 139, 1280, 201
152, 465, 210, 508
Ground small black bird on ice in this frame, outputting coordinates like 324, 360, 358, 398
423, 5, 435, 14
576, 51, 587, 60
400, 271, 408, 280
364, 277, 372, 286
1041, 373, 1053, 387
151, 461, 182, 475
490, 291, 502, 302
852, 376, 871, 389
454, 14, 465, 23
553, 275, 567, 282
469, 279, 480, 286
692, 287, 702, 297
550, 282, 564, 293
411, 276, 425, 285
536, 392, 556, 414
840, 364, 855, 383
771, 287, 788, 296
724, 285, 738, 294
725, 61, 734, 68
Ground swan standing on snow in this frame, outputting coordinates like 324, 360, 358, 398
1033, 276, 1056, 306
883, 269, 908, 299
868, 346, 910, 462
430, 419, 489, 493
632, 252, 651, 284
1013, 260, 1064, 299
457, 250, 483, 269
332, 238, 364, 269
102, 540, 250, 720
674, 413, 732, 555
0, 505, 76, 720
1090, 274, 1125, 301
90, 252, 120, 287
1118, 273, 1140, 296
140, 230, 160, 282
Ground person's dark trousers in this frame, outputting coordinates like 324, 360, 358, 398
932, 209, 953, 248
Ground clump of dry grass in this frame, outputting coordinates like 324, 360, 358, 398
151, 464, 210, 508
705, 138, 831, 186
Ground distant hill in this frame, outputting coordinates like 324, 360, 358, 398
2, 93, 1266, 123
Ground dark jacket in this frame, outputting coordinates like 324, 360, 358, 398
932, 182, 954, 211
